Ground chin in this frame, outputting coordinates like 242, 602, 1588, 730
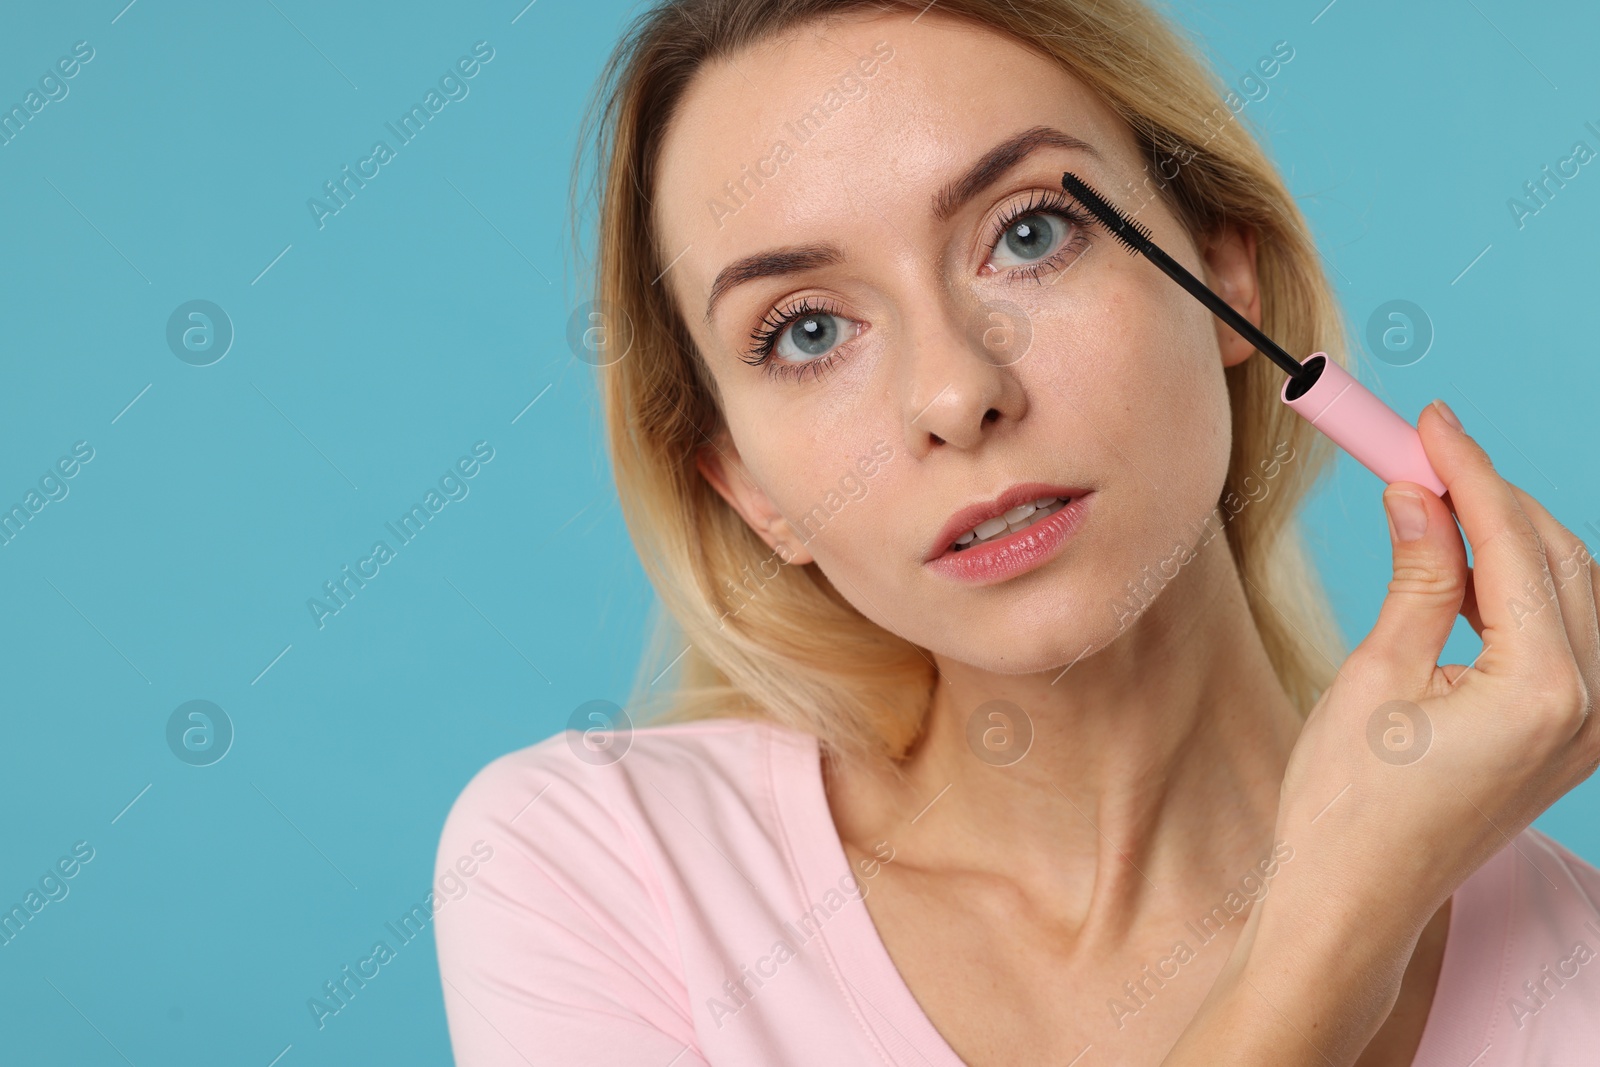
931, 595, 1127, 677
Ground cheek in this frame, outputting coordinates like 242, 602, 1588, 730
1136, 321, 1233, 479
1024, 273, 1228, 461
1131, 370, 1235, 565
746, 424, 891, 558
1021, 275, 1235, 568
728, 354, 896, 547
1090, 266, 1234, 479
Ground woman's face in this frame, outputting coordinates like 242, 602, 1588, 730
653, 10, 1260, 673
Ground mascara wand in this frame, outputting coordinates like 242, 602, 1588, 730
1061, 171, 1447, 497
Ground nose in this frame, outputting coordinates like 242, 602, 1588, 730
901, 297, 1029, 455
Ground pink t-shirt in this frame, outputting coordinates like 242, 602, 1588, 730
434, 717, 1600, 1065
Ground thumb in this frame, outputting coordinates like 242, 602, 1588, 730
1357, 479, 1469, 691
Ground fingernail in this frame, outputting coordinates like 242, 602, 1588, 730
1431, 399, 1464, 432
1384, 489, 1428, 543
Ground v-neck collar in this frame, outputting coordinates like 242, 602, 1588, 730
1407, 839, 1516, 1064
765, 721, 1493, 1067
767, 723, 969, 1065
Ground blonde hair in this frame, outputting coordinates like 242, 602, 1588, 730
570, 0, 1349, 769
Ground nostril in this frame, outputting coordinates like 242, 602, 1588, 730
929, 432, 946, 446
983, 408, 999, 424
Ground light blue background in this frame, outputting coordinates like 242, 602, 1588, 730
0, 0, 1594, 1062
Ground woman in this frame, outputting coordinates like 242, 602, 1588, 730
434, 1, 1600, 1063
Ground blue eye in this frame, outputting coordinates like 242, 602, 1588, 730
995, 212, 1062, 264
986, 188, 1098, 280
742, 298, 855, 381
776, 310, 843, 360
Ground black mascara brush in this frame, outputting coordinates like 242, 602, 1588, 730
1060, 171, 1447, 497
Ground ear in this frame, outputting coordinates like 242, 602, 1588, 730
1199, 222, 1262, 370
695, 431, 816, 566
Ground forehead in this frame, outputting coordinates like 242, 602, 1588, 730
651, 10, 1137, 321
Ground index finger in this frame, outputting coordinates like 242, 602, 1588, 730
1418, 401, 1569, 683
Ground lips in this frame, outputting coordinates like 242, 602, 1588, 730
925, 482, 1091, 562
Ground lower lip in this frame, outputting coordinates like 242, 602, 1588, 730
925, 493, 1093, 585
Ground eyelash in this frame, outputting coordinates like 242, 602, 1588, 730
742, 296, 854, 383
741, 188, 1098, 382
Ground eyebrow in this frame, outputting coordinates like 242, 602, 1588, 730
702, 125, 1100, 326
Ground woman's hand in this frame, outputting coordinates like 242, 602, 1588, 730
1270, 397, 1598, 939
1166, 399, 1600, 1065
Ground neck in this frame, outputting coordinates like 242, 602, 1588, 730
827, 531, 1306, 938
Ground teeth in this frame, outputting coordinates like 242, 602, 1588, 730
973, 516, 1010, 539
951, 497, 1070, 551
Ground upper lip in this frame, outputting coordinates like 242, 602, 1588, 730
925, 482, 1091, 562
